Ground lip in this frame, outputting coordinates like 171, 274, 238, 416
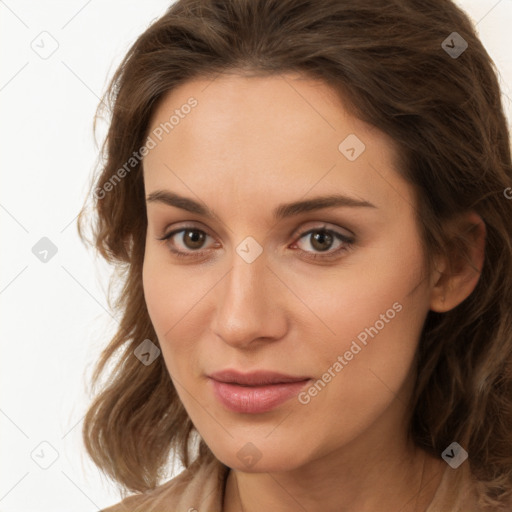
208, 369, 311, 386
208, 370, 312, 414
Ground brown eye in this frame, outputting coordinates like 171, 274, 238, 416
310, 231, 334, 252
158, 227, 215, 257
293, 226, 354, 261
182, 229, 207, 249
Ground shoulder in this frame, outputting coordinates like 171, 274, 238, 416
100, 456, 230, 512
426, 461, 494, 512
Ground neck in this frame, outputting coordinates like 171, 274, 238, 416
224, 442, 444, 512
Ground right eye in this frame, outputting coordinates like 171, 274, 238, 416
157, 226, 218, 259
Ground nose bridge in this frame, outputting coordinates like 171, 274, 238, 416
221, 253, 269, 321
211, 250, 287, 346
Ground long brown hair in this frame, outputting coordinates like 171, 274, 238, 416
77, 0, 512, 508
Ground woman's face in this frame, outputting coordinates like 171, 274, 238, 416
142, 73, 435, 471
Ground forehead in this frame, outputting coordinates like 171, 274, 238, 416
146, 72, 379, 149
142, 73, 413, 218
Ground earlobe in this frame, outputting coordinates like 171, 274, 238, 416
429, 212, 486, 313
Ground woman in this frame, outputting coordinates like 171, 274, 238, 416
77, 0, 512, 510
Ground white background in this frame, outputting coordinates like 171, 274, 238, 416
1, 1, 511, 511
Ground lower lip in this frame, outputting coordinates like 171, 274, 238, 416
209, 378, 311, 414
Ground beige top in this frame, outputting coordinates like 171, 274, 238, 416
101, 456, 484, 512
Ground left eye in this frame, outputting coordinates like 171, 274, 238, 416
293, 228, 354, 255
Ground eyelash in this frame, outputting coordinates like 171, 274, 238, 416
156, 224, 355, 261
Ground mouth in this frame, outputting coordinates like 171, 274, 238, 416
207, 369, 312, 413
208, 369, 311, 386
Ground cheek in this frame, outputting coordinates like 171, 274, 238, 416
142, 250, 189, 369
142, 250, 174, 330
141, 246, 217, 379
289, 280, 428, 456
293, 226, 429, 400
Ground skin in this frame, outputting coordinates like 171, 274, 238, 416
141, 72, 486, 512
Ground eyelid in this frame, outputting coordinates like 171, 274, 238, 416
157, 220, 214, 240
290, 220, 354, 240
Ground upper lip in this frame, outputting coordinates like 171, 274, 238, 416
208, 369, 311, 386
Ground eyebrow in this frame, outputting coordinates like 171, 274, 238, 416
146, 190, 377, 220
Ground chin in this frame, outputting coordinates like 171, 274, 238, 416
209, 439, 310, 473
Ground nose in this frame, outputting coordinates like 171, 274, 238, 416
210, 253, 288, 349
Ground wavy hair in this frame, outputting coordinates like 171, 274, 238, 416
77, 0, 512, 508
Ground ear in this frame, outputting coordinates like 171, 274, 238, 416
429, 211, 486, 313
